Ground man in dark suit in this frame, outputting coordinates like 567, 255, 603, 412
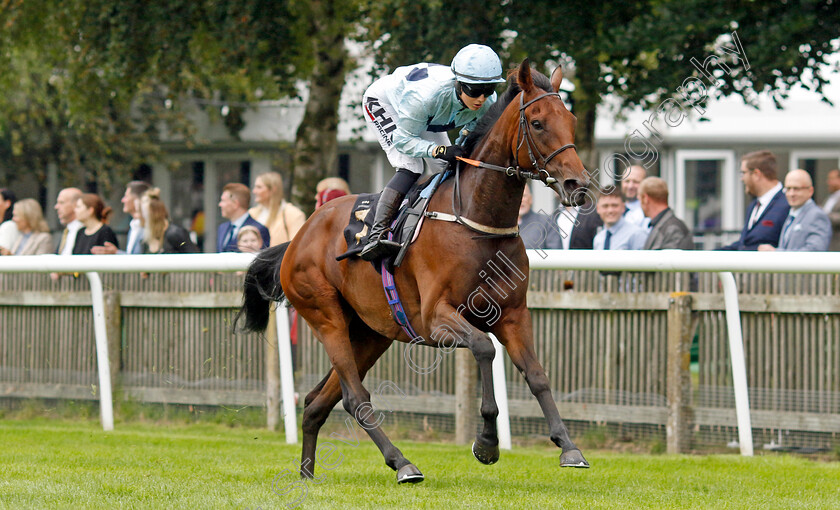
720, 150, 789, 251
518, 184, 562, 250
554, 201, 603, 249
639, 177, 694, 250
217, 182, 270, 252
758, 169, 831, 252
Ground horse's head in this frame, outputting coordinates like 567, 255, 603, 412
512, 59, 589, 206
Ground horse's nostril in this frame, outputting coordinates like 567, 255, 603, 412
562, 179, 589, 206
563, 179, 582, 194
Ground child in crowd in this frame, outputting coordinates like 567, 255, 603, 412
236, 225, 264, 253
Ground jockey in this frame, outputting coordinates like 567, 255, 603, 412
359, 43, 506, 261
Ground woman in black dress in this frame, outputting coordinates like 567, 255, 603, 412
72, 194, 119, 254
140, 188, 199, 254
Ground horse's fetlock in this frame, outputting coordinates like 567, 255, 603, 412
480, 402, 499, 421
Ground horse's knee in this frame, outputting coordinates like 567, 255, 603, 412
470, 338, 496, 364
525, 370, 551, 396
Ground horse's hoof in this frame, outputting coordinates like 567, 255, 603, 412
397, 464, 424, 484
560, 449, 590, 468
472, 440, 500, 465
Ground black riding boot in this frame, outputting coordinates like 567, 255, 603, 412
360, 187, 405, 261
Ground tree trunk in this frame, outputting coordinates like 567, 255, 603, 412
291, 0, 350, 215
571, 56, 601, 176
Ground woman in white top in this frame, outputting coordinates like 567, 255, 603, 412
0, 189, 21, 255
249, 172, 306, 247
8, 198, 53, 255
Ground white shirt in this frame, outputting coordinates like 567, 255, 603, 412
125, 218, 144, 254
223, 212, 250, 245
624, 200, 650, 230
59, 219, 84, 255
0, 219, 20, 251
748, 182, 783, 229
556, 206, 579, 250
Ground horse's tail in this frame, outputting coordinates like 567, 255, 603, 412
234, 242, 290, 333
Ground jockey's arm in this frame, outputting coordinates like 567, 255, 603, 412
392, 89, 449, 158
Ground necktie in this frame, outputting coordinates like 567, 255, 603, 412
780, 215, 794, 247
223, 224, 236, 248
604, 230, 612, 250
57, 228, 68, 254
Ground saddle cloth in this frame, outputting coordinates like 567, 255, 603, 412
336, 170, 450, 268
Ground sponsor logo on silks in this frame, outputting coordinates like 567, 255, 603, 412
365, 97, 397, 146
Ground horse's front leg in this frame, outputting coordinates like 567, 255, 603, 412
427, 302, 500, 464
493, 308, 589, 468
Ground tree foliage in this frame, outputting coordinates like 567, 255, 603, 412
0, 0, 313, 191
361, 0, 507, 72
360, 0, 840, 170
509, 0, 840, 168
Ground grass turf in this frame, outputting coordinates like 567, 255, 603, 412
1, 418, 838, 509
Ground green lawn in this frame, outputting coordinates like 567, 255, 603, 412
1, 418, 838, 509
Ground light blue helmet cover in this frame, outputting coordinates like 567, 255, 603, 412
451, 44, 506, 84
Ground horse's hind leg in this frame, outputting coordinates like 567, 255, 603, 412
493, 308, 589, 468
299, 325, 393, 480
298, 301, 422, 483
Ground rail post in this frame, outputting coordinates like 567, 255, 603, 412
666, 292, 694, 453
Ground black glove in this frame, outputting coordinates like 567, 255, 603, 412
432, 145, 467, 164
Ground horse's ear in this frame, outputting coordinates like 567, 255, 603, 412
550, 66, 564, 93
517, 58, 534, 92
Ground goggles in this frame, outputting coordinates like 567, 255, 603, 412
459, 82, 496, 98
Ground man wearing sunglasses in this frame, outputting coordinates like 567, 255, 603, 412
360, 43, 506, 261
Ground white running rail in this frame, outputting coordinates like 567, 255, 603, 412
5, 249, 840, 455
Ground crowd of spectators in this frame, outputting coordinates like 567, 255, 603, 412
3, 149, 837, 266
0, 173, 353, 298
518, 150, 835, 255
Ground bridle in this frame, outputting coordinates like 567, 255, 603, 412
516, 91, 576, 184
458, 90, 576, 185
433, 89, 579, 239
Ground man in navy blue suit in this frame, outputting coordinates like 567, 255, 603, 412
216, 182, 270, 252
720, 151, 789, 251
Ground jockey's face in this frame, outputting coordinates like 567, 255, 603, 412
458, 85, 491, 111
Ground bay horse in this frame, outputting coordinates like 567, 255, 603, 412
237, 59, 591, 483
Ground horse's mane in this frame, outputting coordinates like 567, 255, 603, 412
462, 68, 554, 155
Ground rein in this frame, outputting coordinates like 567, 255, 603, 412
427, 90, 575, 239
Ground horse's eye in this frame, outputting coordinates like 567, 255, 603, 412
531, 120, 542, 130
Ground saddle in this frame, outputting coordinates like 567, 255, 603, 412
336, 170, 452, 270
